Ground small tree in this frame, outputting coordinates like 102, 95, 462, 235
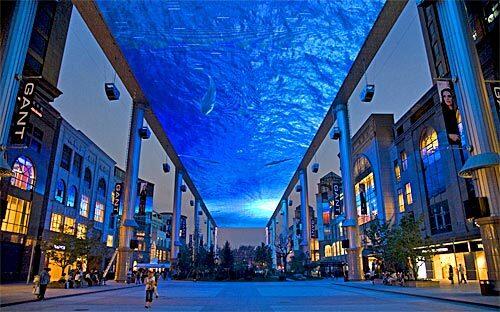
219, 241, 234, 279
42, 230, 90, 275
289, 250, 307, 275
275, 234, 290, 276
254, 243, 272, 271
177, 244, 193, 278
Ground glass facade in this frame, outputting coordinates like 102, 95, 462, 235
1, 195, 31, 234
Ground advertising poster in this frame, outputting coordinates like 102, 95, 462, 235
437, 80, 461, 145
135, 180, 154, 215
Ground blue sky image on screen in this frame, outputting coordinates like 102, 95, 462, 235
95, 0, 385, 227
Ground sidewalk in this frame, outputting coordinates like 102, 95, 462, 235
332, 280, 499, 308
0, 281, 141, 307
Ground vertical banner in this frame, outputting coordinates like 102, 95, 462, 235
180, 217, 187, 238
310, 216, 317, 239
359, 183, 367, 215
330, 181, 343, 216
488, 81, 500, 119
112, 183, 123, 215
10, 79, 36, 145
138, 182, 147, 215
437, 80, 461, 145
316, 196, 324, 241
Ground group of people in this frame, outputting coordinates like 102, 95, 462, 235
60, 269, 106, 288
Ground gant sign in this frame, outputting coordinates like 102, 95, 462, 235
11, 80, 36, 145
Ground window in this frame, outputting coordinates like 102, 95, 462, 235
76, 224, 87, 239
10, 156, 36, 191
398, 189, 405, 212
94, 201, 105, 223
429, 199, 452, 234
60, 145, 72, 171
400, 151, 408, 171
55, 179, 66, 203
64, 217, 75, 235
405, 183, 413, 205
72, 153, 83, 177
84, 168, 92, 189
1, 195, 32, 234
97, 178, 106, 198
106, 235, 114, 247
324, 245, 332, 257
50, 213, 63, 232
67, 186, 77, 208
394, 161, 401, 182
79, 195, 90, 217
354, 156, 377, 219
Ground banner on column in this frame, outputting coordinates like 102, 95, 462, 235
112, 183, 123, 215
329, 181, 343, 216
437, 80, 462, 145
10, 79, 42, 145
487, 81, 500, 116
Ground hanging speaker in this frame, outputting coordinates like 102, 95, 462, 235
295, 185, 302, 192
138, 127, 151, 139
288, 200, 293, 206
180, 185, 187, 192
360, 84, 375, 102
104, 83, 120, 101
312, 163, 319, 173
330, 127, 341, 140
190, 200, 194, 206
162, 163, 171, 173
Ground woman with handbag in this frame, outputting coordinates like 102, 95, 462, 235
144, 271, 155, 309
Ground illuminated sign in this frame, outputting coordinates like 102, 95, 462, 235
330, 182, 343, 216
112, 183, 123, 215
11, 80, 39, 144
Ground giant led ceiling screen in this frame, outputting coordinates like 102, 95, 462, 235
96, 0, 385, 227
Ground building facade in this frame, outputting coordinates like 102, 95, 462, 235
0, 0, 72, 282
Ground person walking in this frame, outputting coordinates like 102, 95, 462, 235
448, 265, 454, 285
458, 264, 467, 284
38, 268, 51, 300
144, 271, 155, 309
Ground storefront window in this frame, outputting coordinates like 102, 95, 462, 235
79, 195, 89, 217
64, 217, 75, 235
94, 201, 105, 223
1, 195, 31, 234
106, 235, 114, 247
55, 179, 66, 203
325, 245, 332, 257
10, 156, 36, 191
76, 224, 87, 239
50, 213, 63, 232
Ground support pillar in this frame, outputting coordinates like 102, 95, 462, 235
0, 0, 37, 145
335, 103, 363, 281
298, 169, 311, 256
193, 198, 201, 258
437, 0, 500, 285
170, 169, 183, 262
271, 217, 277, 269
116, 102, 145, 282
206, 219, 212, 249
281, 199, 289, 238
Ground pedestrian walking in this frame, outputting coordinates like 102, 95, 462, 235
448, 265, 454, 285
153, 272, 159, 299
38, 268, 51, 300
458, 264, 467, 284
144, 271, 155, 309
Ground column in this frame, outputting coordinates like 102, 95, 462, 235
193, 198, 201, 258
170, 169, 183, 262
437, 0, 500, 284
116, 101, 145, 282
0, 0, 37, 145
335, 103, 363, 281
206, 219, 212, 249
281, 199, 289, 237
299, 169, 311, 255
271, 217, 277, 269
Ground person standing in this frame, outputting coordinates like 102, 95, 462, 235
144, 271, 155, 309
458, 264, 467, 284
448, 265, 454, 285
38, 268, 51, 300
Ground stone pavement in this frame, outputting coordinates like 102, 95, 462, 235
332, 279, 499, 308
0, 280, 141, 307
1, 280, 497, 311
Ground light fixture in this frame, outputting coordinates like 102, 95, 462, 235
295, 185, 302, 192
180, 185, 187, 192
0, 151, 12, 178
288, 200, 293, 206
360, 84, 375, 102
459, 152, 500, 178
138, 127, 151, 139
312, 163, 319, 173
190, 200, 194, 206
105, 82, 120, 101
162, 162, 171, 173
330, 127, 341, 140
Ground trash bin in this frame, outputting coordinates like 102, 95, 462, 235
479, 280, 498, 296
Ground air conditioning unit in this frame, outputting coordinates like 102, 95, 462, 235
360, 84, 375, 102
330, 127, 341, 140
138, 127, 151, 139
104, 83, 120, 101
312, 163, 319, 173
295, 185, 302, 192
180, 185, 187, 192
162, 163, 171, 173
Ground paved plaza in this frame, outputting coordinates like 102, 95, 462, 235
2, 280, 497, 311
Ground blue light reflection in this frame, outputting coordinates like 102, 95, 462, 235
96, 0, 384, 227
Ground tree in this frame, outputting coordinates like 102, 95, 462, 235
275, 234, 291, 276
289, 250, 307, 275
86, 228, 111, 271
177, 244, 193, 278
42, 230, 90, 274
219, 241, 234, 279
254, 243, 272, 269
